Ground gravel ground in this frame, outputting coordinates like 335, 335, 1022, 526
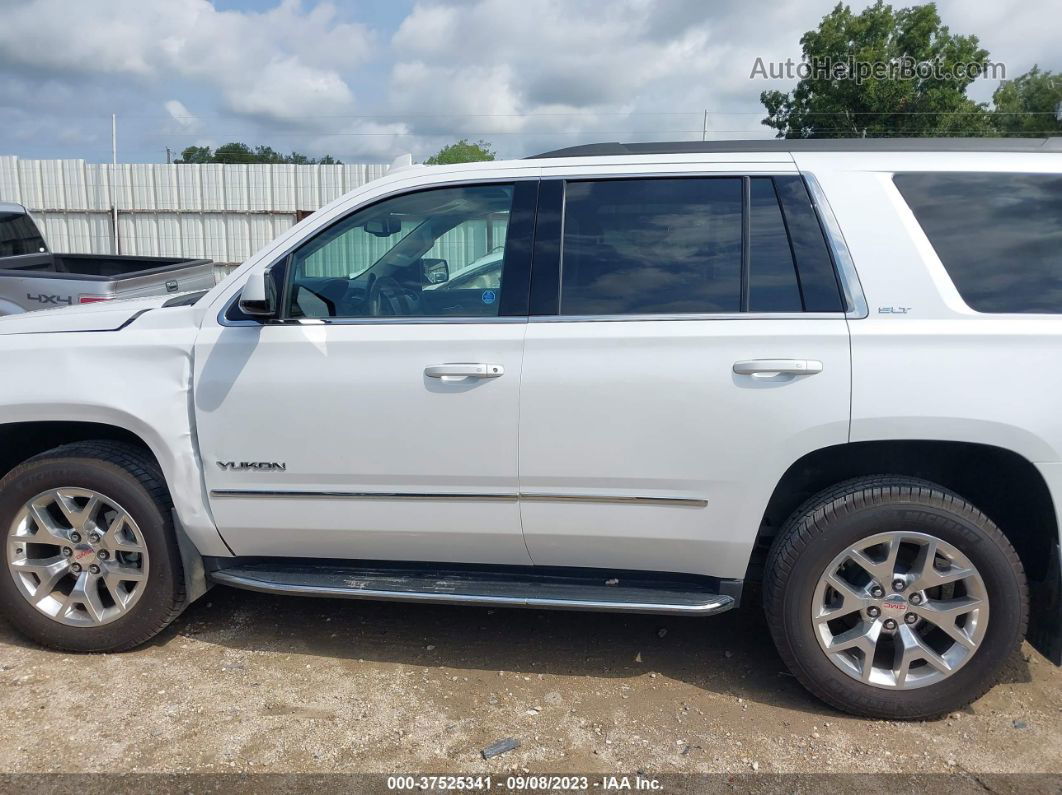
0, 586, 1060, 781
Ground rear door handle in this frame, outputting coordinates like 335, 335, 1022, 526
733, 359, 823, 376
425, 363, 504, 379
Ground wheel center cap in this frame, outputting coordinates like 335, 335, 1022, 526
72, 545, 96, 565
881, 593, 908, 612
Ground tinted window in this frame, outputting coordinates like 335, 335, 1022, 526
894, 173, 1062, 313
773, 176, 844, 312
749, 178, 803, 312
559, 178, 742, 315
286, 185, 514, 319
0, 211, 46, 257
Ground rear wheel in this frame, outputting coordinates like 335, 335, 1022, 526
0, 441, 185, 652
764, 476, 1027, 719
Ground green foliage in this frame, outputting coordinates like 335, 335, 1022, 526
760, 2, 993, 138
211, 142, 255, 163
174, 143, 342, 164
991, 66, 1062, 137
423, 139, 496, 165
175, 145, 212, 164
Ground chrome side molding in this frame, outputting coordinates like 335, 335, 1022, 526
209, 490, 707, 507
519, 493, 707, 507
209, 490, 518, 501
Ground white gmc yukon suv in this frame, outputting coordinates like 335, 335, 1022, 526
1, 138, 1060, 720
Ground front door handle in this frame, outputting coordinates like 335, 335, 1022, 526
425, 363, 504, 379
733, 359, 823, 376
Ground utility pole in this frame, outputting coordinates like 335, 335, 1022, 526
1056, 100, 1062, 122
166, 147, 172, 164
701, 109, 708, 141
111, 114, 119, 255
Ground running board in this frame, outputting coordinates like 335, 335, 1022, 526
209, 563, 737, 616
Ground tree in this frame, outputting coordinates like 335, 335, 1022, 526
423, 139, 496, 165
174, 145, 212, 164
212, 142, 256, 164
173, 142, 342, 164
760, 2, 993, 138
992, 66, 1062, 137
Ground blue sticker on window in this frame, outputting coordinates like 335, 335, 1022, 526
481, 289, 497, 305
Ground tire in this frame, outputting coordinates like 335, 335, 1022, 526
764, 476, 1027, 720
0, 441, 185, 652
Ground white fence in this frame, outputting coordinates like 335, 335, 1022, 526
0, 157, 390, 264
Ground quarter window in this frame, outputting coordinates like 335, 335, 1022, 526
894, 173, 1062, 314
285, 184, 515, 319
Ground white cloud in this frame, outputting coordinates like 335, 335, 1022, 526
226, 57, 354, 122
0, 0, 1058, 163
165, 99, 199, 130
386, 0, 796, 154
383, 0, 1061, 157
0, 0, 373, 124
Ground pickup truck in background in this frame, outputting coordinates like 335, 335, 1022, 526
0, 201, 217, 315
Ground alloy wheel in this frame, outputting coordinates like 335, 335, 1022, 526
811, 531, 988, 689
6, 488, 149, 626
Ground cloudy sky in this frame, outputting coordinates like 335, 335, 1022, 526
0, 0, 1056, 164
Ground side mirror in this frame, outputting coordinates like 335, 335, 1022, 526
238, 263, 278, 318
422, 258, 449, 285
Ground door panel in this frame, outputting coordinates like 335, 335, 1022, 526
194, 179, 537, 565
195, 321, 530, 563
518, 317, 850, 578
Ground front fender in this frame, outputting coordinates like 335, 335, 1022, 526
0, 308, 230, 557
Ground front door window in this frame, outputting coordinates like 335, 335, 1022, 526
286, 184, 515, 319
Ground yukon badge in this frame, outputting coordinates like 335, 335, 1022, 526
217, 461, 287, 472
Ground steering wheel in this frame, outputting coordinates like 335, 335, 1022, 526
368, 275, 414, 316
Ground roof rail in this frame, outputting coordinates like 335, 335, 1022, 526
528, 137, 1062, 159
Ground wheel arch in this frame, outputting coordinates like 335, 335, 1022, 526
747, 439, 1061, 664
0, 414, 230, 560
0, 421, 216, 603
0, 420, 163, 484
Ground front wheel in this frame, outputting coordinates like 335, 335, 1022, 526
764, 476, 1028, 719
0, 441, 186, 652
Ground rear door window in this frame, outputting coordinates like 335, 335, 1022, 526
0, 211, 46, 257
559, 178, 743, 315
748, 177, 803, 312
894, 173, 1062, 313
549, 176, 843, 316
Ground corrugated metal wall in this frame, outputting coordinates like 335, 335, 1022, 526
301, 214, 510, 279
0, 157, 391, 264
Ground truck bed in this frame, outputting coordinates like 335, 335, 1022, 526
0, 252, 211, 280
0, 252, 217, 315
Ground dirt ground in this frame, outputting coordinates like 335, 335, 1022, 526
0, 586, 1060, 782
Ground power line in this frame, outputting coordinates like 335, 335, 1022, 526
63, 109, 1062, 120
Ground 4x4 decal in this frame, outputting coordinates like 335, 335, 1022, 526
26, 292, 72, 306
